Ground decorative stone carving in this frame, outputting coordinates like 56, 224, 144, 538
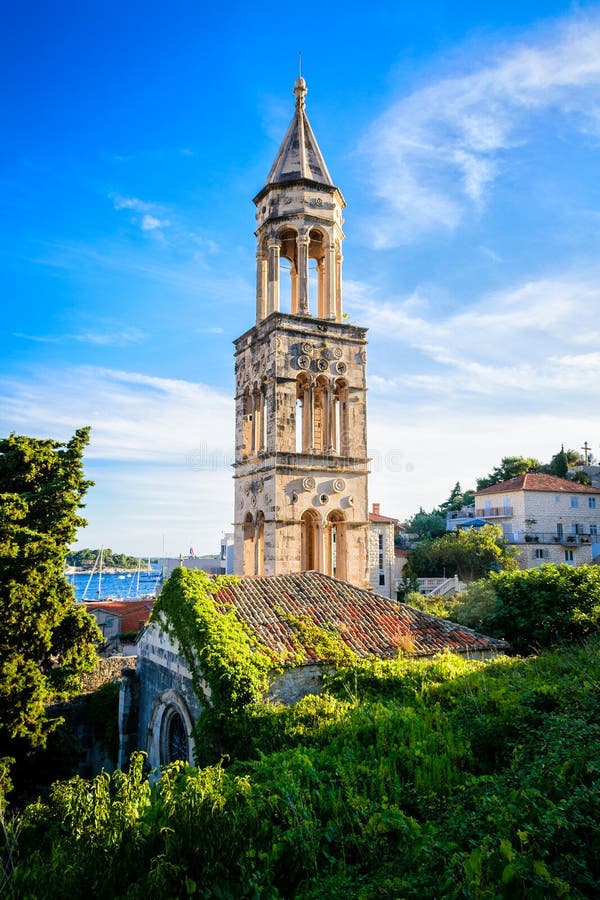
297, 355, 311, 370
302, 476, 316, 491
319, 493, 329, 505
335, 361, 347, 375
300, 341, 312, 354
332, 347, 343, 359
316, 358, 329, 372
332, 478, 345, 493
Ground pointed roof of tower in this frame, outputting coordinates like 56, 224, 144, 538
264, 77, 334, 188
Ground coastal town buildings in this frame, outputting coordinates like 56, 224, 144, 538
474, 474, 600, 569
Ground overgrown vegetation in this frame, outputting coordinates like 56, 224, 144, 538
6, 641, 600, 897
405, 563, 600, 655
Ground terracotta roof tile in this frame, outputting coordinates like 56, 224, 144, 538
475, 474, 600, 496
369, 513, 399, 523
83, 600, 154, 634
213, 572, 507, 660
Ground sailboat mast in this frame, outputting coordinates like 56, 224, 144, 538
97, 547, 104, 598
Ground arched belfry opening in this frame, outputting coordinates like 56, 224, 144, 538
234, 76, 369, 586
301, 509, 321, 571
243, 513, 254, 574
325, 510, 347, 580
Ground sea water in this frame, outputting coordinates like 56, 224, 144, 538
70, 571, 162, 602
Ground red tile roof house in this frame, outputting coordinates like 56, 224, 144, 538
84, 600, 154, 654
120, 571, 508, 769
475, 474, 600, 569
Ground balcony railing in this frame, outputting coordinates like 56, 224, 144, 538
475, 507, 513, 518
504, 532, 597, 545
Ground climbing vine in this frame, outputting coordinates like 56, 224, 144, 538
152, 568, 362, 764
281, 612, 356, 667
152, 568, 279, 717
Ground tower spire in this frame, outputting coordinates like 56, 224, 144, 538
261, 77, 334, 188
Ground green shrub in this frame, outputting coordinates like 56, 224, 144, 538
8, 642, 600, 898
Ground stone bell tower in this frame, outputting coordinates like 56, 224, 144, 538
233, 77, 369, 585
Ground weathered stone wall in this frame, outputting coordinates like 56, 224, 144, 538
79, 654, 136, 692
267, 664, 326, 705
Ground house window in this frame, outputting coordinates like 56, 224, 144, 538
556, 523, 563, 538
589, 497, 597, 509
565, 549, 574, 562
533, 548, 548, 559
571, 497, 579, 508
555, 495, 561, 504
379, 573, 385, 586
591, 524, 598, 537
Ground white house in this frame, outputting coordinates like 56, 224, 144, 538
475, 474, 600, 569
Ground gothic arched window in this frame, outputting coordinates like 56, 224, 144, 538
243, 513, 254, 575
255, 511, 265, 576
301, 509, 321, 572
325, 510, 346, 580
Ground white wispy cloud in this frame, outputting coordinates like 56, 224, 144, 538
141, 214, 168, 231
112, 194, 172, 234
14, 328, 147, 347
360, 14, 600, 245
0, 365, 235, 555
1, 365, 233, 463
348, 271, 600, 417
112, 195, 155, 213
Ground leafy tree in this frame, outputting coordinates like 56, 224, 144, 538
0, 429, 101, 764
548, 445, 569, 478
439, 481, 474, 513
406, 507, 446, 540
477, 563, 600, 653
408, 525, 517, 582
476, 456, 542, 490
405, 538, 447, 578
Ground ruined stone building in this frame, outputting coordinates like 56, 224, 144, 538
233, 77, 369, 586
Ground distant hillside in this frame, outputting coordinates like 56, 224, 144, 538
66, 548, 143, 569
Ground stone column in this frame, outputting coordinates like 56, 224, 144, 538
335, 251, 343, 321
297, 232, 310, 315
255, 250, 267, 322
290, 267, 298, 315
306, 382, 315, 452
327, 381, 336, 452
267, 239, 280, 315
326, 245, 337, 320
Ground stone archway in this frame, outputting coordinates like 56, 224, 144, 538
147, 689, 194, 769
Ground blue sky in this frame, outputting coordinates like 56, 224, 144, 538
2, 1, 600, 556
